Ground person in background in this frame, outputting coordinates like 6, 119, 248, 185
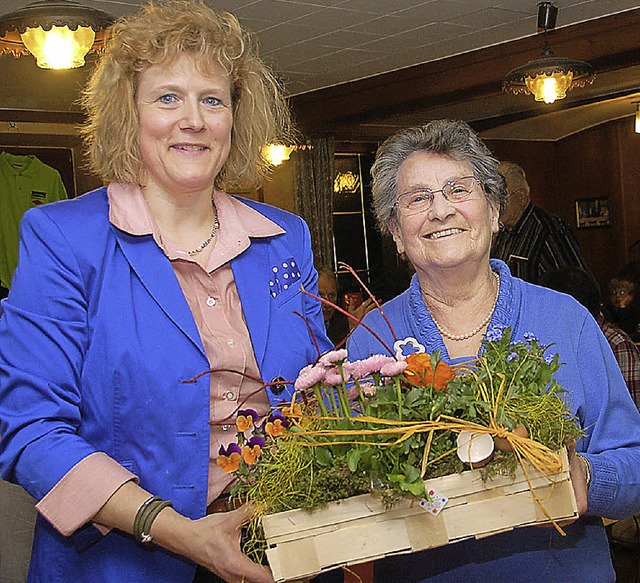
317, 266, 376, 346
0, 2, 330, 582
541, 266, 640, 409
608, 272, 640, 342
491, 160, 591, 284
347, 119, 640, 581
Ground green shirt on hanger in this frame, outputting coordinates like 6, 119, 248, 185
0, 152, 68, 289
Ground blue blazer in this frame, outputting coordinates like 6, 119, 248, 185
0, 187, 331, 581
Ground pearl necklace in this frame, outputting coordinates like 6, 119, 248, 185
429, 271, 500, 341
186, 198, 219, 256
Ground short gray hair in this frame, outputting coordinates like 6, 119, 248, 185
498, 160, 530, 196
371, 119, 507, 235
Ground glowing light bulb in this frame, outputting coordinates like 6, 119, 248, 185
541, 77, 558, 104
525, 71, 573, 104
20, 25, 95, 69
262, 144, 294, 166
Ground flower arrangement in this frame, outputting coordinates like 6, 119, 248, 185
217, 325, 583, 561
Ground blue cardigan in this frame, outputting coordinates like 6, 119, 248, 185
0, 187, 331, 581
348, 259, 640, 582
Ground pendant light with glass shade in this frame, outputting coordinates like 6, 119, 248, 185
503, 2, 595, 104
0, 0, 113, 70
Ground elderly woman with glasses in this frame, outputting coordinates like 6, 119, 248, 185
347, 119, 640, 581
0, 1, 330, 582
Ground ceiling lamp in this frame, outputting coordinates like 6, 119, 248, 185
0, 1, 113, 70
503, 2, 595, 104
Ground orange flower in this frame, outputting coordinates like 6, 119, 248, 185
282, 403, 303, 420
404, 353, 455, 391
216, 452, 241, 473
266, 418, 287, 437
236, 414, 254, 432
242, 444, 262, 465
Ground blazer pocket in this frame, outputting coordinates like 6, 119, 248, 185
269, 256, 302, 307
273, 282, 302, 308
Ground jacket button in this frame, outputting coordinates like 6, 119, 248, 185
271, 376, 286, 395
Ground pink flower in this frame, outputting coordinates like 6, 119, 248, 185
294, 364, 326, 391
348, 355, 396, 379
380, 360, 408, 377
360, 381, 377, 396
347, 385, 360, 400
319, 349, 348, 367
324, 367, 346, 386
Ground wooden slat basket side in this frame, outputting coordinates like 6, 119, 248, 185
262, 449, 578, 582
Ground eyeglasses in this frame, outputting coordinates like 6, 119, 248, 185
394, 176, 482, 216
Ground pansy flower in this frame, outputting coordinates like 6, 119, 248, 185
216, 443, 242, 473
236, 409, 259, 432
265, 412, 290, 437
242, 435, 265, 465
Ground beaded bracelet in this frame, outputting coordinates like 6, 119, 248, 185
575, 453, 592, 487
133, 495, 173, 545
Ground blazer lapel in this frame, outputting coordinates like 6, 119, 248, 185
232, 239, 271, 366
116, 231, 205, 355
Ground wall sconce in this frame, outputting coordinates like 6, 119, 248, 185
634, 102, 640, 134
0, 0, 113, 70
503, 2, 595, 104
262, 143, 296, 166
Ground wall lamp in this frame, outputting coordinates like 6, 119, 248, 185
503, 2, 595, 104
0, 0, 113, 70
262, 142, 313, 166
262, 143, 296, 167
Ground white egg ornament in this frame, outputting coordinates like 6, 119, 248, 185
456, 431, 495, 468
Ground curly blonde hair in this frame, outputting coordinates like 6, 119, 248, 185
81, 0, 292, 190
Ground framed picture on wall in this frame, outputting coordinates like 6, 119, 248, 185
575, 197, 610, 229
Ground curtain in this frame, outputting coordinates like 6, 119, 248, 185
294, 135, 335, 269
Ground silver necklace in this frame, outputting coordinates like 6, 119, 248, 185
429, 271, 500, 341
187, 199, 219, 256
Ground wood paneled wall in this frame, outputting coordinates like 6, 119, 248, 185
485, 117, 640, 295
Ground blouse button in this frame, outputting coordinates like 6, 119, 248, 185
221, 424, 231, 431
224, 391, 236, 401
206, 297, 216, 307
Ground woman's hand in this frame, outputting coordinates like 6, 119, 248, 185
347, 298, 377, 330
568, 452, 589, 517
566, 440, 589, 517
191, 505, 274, 583
163, 504, 275, 583
94, 482, 273, 583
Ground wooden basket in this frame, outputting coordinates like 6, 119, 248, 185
262, 448, 577, 582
